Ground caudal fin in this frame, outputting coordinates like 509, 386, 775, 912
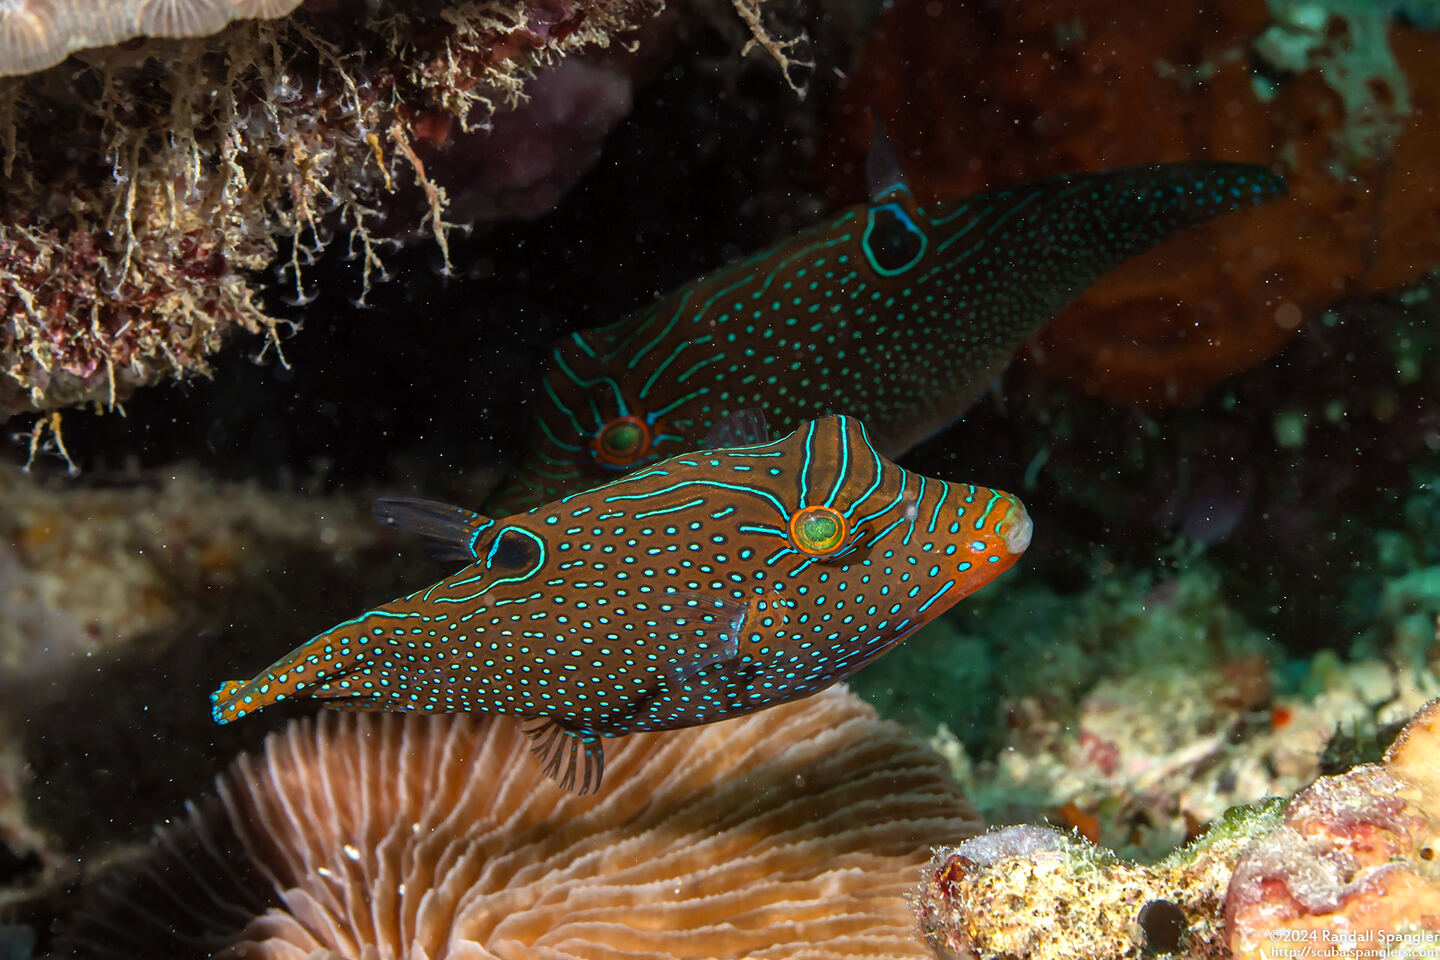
209, 616, 383, 724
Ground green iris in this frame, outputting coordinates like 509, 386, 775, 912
600, 421, 644, 456
798, 512, 842, 552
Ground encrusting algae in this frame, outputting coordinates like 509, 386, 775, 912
911, 693, 1440, 960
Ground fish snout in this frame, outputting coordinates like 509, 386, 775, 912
998, 498, 1032, 555
956, 491, 1031, 578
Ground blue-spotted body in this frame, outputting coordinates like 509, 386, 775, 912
487, 159, 1285, 514
212, 413, 1031, 793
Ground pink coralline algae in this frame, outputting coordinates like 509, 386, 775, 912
910, 698, 1440, 960
1226, 698, 1440, 958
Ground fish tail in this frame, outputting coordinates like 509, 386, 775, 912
210, 614, 381, 724
210, 649, 318, 723
210, 674, 290, 724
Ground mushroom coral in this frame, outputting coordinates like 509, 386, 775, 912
826, 0, 1440, 406
0, 0, 302, 76
59, 687, 980, 959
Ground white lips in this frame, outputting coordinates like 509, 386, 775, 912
1003, 504, 1033, 555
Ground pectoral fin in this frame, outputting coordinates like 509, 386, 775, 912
647, 591, 748, 687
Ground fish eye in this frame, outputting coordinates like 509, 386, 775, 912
486, 527, 542, 571
788, 505, 850, 558
592, 415, 652, 466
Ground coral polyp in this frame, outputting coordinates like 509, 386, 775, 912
0, 0, 664, 418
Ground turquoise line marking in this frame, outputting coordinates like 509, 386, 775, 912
627, 284, 702, 372
862, 201, 928, 277
527, 464, 584, 482
570, 330, 597, 359
928, 197, 975, 227
868, 513, 909, 545
934, 187, 1046, 257
634, 498, 705, 520
754, 222, 857, 297
763, 544, 795, 566
326, 610, 424, 632
927, 482, 949, 534
844, 421, 887, 521
675, 352, 725, 385
917, 579, 956, 615
604, 479, 788, 518
630, 272, 755, 371
824, 417, 851, 509
799, 420, 817, 506
651, 388, 708, 420
639, 335, 713, 400
538, 415, 584, 453
554, 351, 629, 419
542, 371, 586, 438
976, 491, 1005, 530
854, 479, 907, 529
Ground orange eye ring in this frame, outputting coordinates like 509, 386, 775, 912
593, 415, 652, 466
788, 505, 849, 557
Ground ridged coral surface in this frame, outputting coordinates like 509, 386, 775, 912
0, 0, 303, 76
60, 687, 981, 959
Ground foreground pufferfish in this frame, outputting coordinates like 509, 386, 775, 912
212, 414, 1031, 793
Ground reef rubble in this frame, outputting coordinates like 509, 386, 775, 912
912, 691, 1440, 960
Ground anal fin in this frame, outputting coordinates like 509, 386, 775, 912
521, 717, 605, 795
323, 696, 393, 713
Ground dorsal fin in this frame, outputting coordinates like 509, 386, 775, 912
866, 112, 907, 200
372, 498, 495, 562
704, 409, 771, 449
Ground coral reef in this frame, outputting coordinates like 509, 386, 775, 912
910, 695, 1440, 960
0, 0, 303, 77
855, 545, 1440, 861
855, 558, 1276, 761
825, 0, 1440, 405
0, 0, 666, 418
57, 687, 980, 959
0, 461, 428, 899
912, 811, 1273, 960
1226, 691, 1440, 956
0, 464, 383, 675
963, 645, 1440, 860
